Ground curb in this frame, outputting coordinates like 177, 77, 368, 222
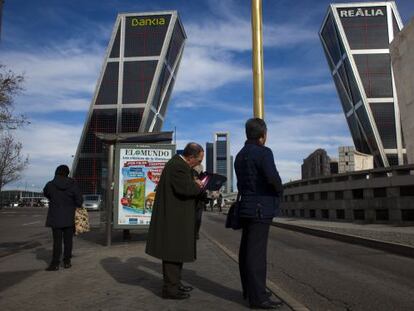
272, 221, 414, 259
201, 230, 310, 311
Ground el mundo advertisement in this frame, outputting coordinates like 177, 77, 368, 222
116, 145, 174, 226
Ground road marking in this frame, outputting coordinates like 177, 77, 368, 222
202, 229, 310, 311
22, 221, 41, 226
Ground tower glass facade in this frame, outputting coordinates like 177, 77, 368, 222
213, 133, 232, 193
72, 12, 186, 195
320, 2, 405, 167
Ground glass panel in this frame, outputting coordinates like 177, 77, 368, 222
74, 157, 103, 195
145, 110, 156, 132
322, 46, 335, 72
347, 115, 369, 153
96, 62, 119, 105
109, 25, 121, 58
122, 61, 157, 104
338, 65, 352, 103
356, 107, 384, 167
81, 109, 117, 153
159, 75, 175, 117
333, 73, 353, 112
321, 14, 342, 66
338, 6, 388, 49
166, 20, 185, 67
386, 154, 399, 166
334, 22, 347, 56
153, 117, 163, 132
151, 65, 170, 110
121, 108, 144, 133
370, 103, 397, 148
344, 59, 362, 105
124, 15, 171, 57
354, 54, 393, 98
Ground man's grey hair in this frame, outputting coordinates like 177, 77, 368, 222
183, 142, 204, 157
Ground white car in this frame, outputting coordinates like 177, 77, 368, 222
82, 194, 102, 211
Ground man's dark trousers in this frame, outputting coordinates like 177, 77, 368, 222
52, 227, 73, 264
239, 218, 271, 304
162, 261, 183, 294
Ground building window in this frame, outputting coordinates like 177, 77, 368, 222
338, 6, 389, 50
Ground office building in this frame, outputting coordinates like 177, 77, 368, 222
390, 17, 414, 164
72, 12, 186, 194
320, 2, 406, 167
205, 142, 214, 173
338, 146, 373, 173
330, 158, 339, 175
212, 132, 232, 193
301, 149, 332, 179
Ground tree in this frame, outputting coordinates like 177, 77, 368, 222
0, 133, 29, 192
0, 63, 27, 129
0, 63, 29, 200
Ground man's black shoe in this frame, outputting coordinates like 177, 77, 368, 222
243, 290, 273, 300
162, 291, 190, 300
45, 264, 59, 271
250, 300, 283, 309
63, 262, 72, 269
179, 285, 193, 292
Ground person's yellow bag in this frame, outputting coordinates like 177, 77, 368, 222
74, 208, 90, 235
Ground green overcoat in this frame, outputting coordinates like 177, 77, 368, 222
145, 155, 201, 262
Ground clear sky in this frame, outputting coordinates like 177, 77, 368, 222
1, 0, 414, 191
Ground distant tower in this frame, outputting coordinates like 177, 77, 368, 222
72, 12, 186, 194
320, 2, 405, 167
206, 142, 214, 174
213, 132, 232, 193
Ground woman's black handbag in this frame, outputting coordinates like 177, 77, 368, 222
225, 193, 241, 230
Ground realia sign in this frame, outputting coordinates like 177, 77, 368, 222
339, 8, 385, 18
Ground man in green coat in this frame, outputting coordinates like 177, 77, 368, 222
145, 142, 204, 300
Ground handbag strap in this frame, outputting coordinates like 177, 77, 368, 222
236, 192, 241, 202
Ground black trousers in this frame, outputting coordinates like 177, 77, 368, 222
51, 227, 74, 264
239, 218, 271, 304
162, 261, 183, 294
195, 207, 203, 237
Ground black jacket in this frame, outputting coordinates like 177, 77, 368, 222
43, 176, 83, 228
234, 141, 283, 219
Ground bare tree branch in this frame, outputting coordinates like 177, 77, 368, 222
0, 64, 28, 130
0, 133, 29, 191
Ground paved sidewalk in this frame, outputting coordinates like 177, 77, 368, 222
272, 217, 414, 258
0, 229, 291, 311
274, 218, 414, 247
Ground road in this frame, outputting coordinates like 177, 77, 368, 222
2, 208, 414, 310
202, 212, 414, 311
0, 208, 100, 258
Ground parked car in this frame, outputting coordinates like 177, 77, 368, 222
82, 194, 102, 211
40, 197, 49, 208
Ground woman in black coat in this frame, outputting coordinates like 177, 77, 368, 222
43, 165, 83, 271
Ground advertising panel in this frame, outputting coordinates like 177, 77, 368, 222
114, 143, 175, 228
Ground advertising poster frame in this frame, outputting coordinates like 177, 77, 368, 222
113, 143, 175, 229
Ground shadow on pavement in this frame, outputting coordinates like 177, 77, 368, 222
76, 228, 148, 246
33, 247, 52, 265
0, 269, 40, 293
100, 256, 244, 306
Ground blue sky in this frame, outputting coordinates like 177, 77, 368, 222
1, 0, 414, 191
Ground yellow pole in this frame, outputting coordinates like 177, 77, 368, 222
251, 0, 264, 119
